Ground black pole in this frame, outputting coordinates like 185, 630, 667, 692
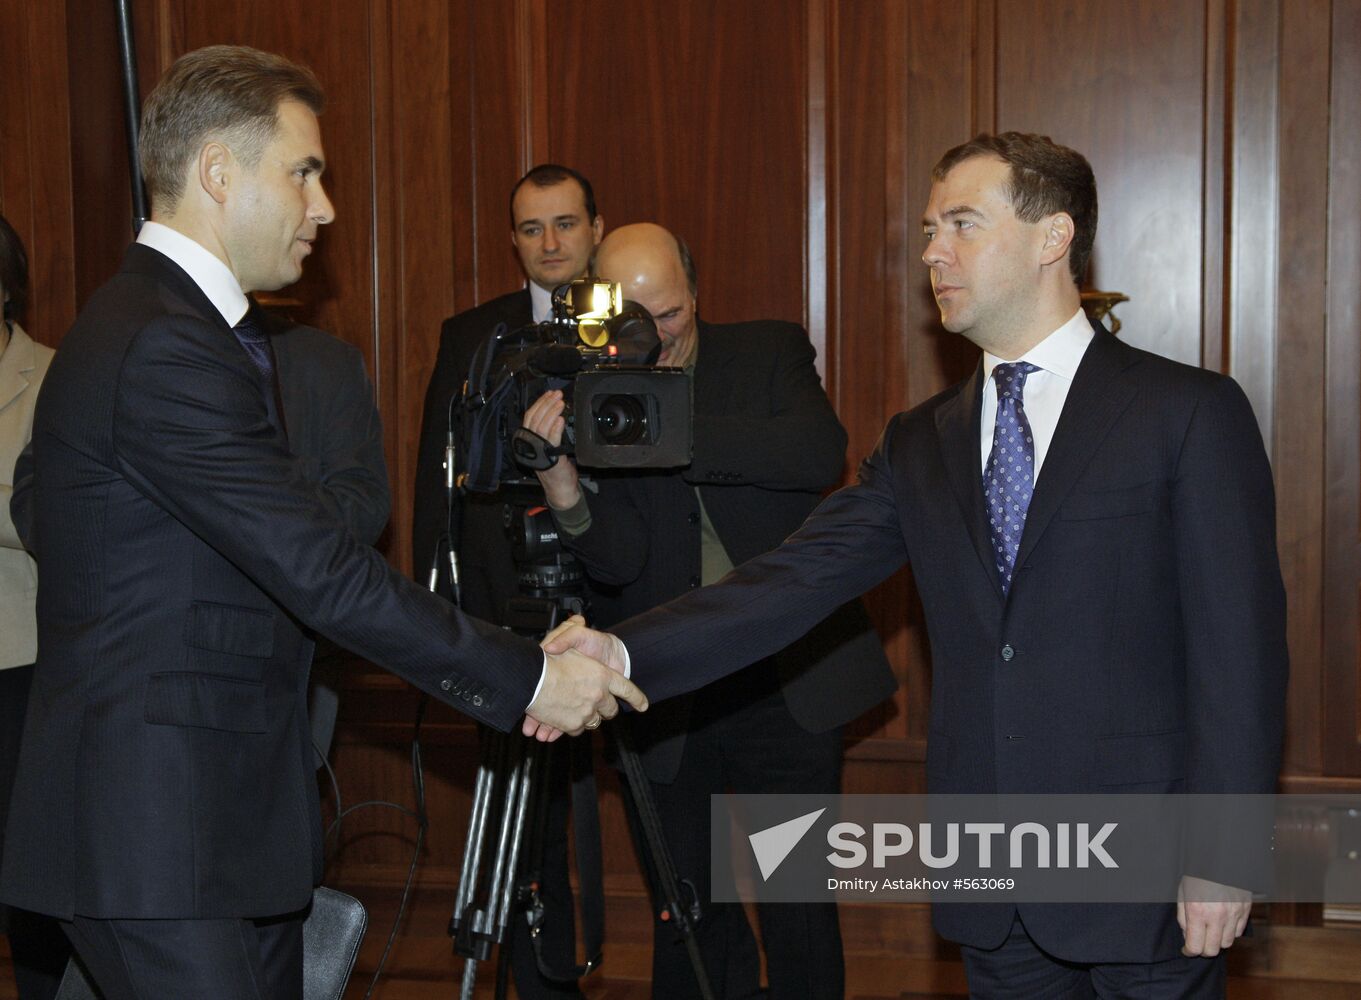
114, 0, 148, 235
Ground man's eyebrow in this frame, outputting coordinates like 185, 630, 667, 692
297, 155, 325, 174
922, 205, 985, 228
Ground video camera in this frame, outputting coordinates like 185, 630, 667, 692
456, 279, 693, 492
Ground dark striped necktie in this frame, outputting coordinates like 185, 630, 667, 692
231, 303, 289, 441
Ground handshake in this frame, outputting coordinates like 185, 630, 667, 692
522, 615, 642, 741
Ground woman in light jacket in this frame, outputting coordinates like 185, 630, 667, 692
0, 214, 67, 999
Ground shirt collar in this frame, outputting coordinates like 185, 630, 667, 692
529, 281, 554, 324
982, 307, 1093, 384
136, 221, 250, 326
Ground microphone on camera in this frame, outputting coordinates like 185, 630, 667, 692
532, 344, 586, 377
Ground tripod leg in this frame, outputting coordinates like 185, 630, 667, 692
460, 954, 479, 1000
613, 721, 716, 1000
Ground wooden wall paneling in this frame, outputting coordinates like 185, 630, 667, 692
996, 0, 1208, 368
832, 1, 902, 743
0, 0, 77, 348
1225, 0, 1281, 451
1324, 0, 1361, 776
970, 0, 997, 136
387, 0, 456, 575
834, 0, 893, 464
65, 0, 142, 317
368, 0, 401, 558
466, 1, 535, 307
805, 0, 832, 383
1200, 0, 1227, 374
542, 0, 806, 329
903, 2, 981, 409
1274, 1, 1331, 776
515, 0, 549, 172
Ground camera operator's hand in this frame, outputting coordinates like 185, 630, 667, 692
522, 390, 582, 510
523, 645, 648, 741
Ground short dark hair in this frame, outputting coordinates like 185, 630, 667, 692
0, 214, 28, 323
933, 132, 1097, 284
675, 234, 697, 294
139, 45, 325, 212
508, 164, 598, 228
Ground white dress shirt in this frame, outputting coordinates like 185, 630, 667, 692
979, 308, 1094, 483
136, 222, 249, 326
529, 280, 554, 324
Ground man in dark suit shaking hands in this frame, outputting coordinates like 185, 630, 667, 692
545, 133, 1288, 998
1, 46, 644, 1000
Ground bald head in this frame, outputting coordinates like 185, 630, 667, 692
595, 223, 698, 368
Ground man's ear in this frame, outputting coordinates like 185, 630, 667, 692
1039, 212, 1075, 268
591, 215, 604, 246
197, 142, 232, 206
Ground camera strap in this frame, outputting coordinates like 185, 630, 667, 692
510, 427, 571, 471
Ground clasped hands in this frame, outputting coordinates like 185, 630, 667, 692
523, 615, 638, 741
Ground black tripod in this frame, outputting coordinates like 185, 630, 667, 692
441, 493, 714, 1000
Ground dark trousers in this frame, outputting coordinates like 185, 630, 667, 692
629, 666, 845, 1000
960, 915, 1226, 1000
61, 911, 304, 1000
1, 664, 72, 1000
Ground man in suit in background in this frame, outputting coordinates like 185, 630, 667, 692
524, 222, 897, 999
1, 46, 641, 1000
270, 313, 391, 762
411, 163, 604, 1000
547, 134, 1288, 998
272, 315, 390, 549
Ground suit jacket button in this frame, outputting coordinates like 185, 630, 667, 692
690, 576, 701, 588
440, 679, 453, 691
1000, 644, 1015, 662
688, 512, 700, 525
472, 694, 483, 707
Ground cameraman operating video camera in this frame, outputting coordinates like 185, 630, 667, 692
523, 223, 896, 1000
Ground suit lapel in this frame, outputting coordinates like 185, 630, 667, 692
0, 327, 35, 413
935, 360, 1004, 600
1014, 327, 1141, 569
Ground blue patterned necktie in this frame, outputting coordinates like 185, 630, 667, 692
982, 361, 1039, 596
231, 304, 288, 439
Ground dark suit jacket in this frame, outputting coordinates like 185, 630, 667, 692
271, 317, 389, 546
610, 321, 1288, 962
412, 289, 532, 618
559, 320, 895, 781
0, 246, 541, 922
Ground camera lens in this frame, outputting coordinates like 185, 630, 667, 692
594, 394, 647, 445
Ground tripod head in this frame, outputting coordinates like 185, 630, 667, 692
483, 482, 590, 637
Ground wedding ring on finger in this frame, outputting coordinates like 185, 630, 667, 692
585, 718, 602, 730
